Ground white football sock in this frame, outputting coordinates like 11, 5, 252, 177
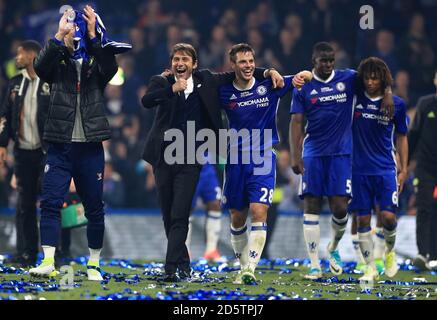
42, 246, 56, 261
88, 248, 102, 265
230, 223, 249, 269
352, 234, 366, 264
303, 214, 321, 269
247, 222, 267, 273
358, 229, 374, 266
374, 227, 385, 259
186, 216, 193, 250
328, 215, 348, 251
384, 225, 397, 253
205, 210, 222, 252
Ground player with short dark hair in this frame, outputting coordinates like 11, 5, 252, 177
228, 43, 255, 63
219, 43, 310, 284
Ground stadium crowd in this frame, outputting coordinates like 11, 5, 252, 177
0, 0, 436, 213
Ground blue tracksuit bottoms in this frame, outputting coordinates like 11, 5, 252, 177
39, 142, 105, 249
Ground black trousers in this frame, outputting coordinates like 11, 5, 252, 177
154, 162, 202, 274
415, 168, 437, 260
14, 147, 45, 258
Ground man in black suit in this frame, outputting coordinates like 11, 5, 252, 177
409, 69, 437, 271
141, 43, 283, 281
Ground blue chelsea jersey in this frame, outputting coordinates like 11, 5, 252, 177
219, 76, 293, 152
352, 93, 408, 175
290, 69, 357, 157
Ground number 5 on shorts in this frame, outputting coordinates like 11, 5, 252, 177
346, 179, 352, 194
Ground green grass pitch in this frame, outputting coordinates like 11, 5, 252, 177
1, 259, 437, 300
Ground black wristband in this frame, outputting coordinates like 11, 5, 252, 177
265, 68, 276, 78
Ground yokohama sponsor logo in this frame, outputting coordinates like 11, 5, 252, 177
237, 97, 269, 107
361, 113, 390, 122
318, 93, 347, 102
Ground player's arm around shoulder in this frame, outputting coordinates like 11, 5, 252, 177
274, 70, 311, 98
141, 75, 175, 109
196, 69, 234, 88
199, 68, 268, 87
381, 86, 395, 119
292, 70, 313, 89
264, 68, 285, 89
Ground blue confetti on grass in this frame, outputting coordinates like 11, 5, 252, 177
1, 258, 437, 299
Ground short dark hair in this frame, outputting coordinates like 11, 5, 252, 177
170, 43, 197, 64
312, 41, 334, 60
228, 43, 255, 63
357, 57, 393, 90
19, 40, 42, 54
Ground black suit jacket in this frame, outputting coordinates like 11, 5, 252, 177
408, 94, 437, 175
141, 68, 266, 168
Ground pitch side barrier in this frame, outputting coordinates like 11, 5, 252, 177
0, 208, 332, 216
